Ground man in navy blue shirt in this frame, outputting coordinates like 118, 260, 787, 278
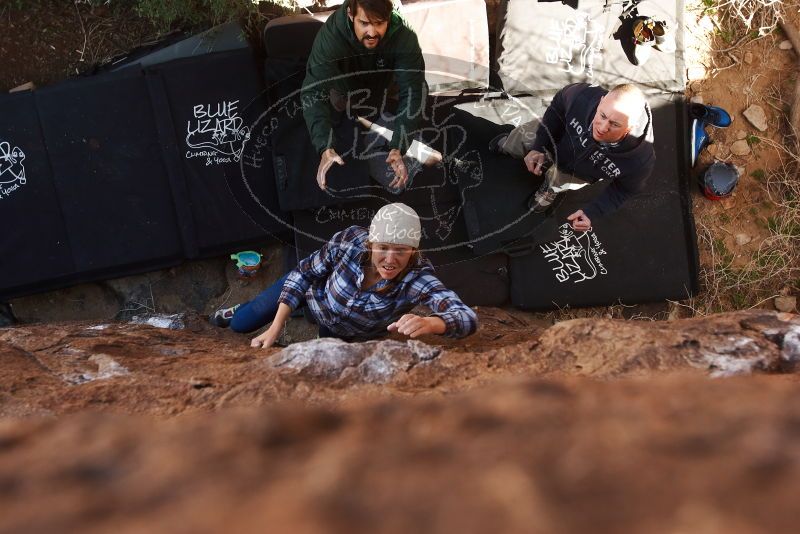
492, 83, 655, 232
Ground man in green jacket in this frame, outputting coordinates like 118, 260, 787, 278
301, 0, 426, 192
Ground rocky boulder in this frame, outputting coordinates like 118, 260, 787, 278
1, 309, 799, 533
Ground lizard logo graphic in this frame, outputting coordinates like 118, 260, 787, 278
0, 140, 27, 200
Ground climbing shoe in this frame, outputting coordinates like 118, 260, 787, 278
690, 118, 709, 168
689, 103, 732, 128
527, 176, 560, 213
209, 304, 240, 328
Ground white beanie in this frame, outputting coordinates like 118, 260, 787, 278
368, 203, 422, 248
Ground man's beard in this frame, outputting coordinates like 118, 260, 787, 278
362, 35, 380, 46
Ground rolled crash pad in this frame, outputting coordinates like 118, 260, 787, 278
263, 15, 323, 59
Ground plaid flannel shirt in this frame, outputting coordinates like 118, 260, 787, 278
279, 226, 478, 339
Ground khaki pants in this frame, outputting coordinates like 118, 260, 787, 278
499, 118, 591, 194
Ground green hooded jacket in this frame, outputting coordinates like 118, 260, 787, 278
301, 2, 426, 155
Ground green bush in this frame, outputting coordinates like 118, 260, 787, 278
131, 0, 298, 31
131, 0, 253, 30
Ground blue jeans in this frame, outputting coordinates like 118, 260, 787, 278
230, 273, 290, 333
230, 273, 340, 338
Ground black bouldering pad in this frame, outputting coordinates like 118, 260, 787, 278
508, 92, 698, 309
36, 69, 183, 275
149, 49, 291, 256
0, 48, 293, 300
0, 92, 75, 297
435, 103, 550, 256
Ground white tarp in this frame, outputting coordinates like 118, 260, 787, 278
496, 0, 685, 94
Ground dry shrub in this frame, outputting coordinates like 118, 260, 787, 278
687, 137, 800, 316
712, 0, 799, 35
678, 0, 800, 315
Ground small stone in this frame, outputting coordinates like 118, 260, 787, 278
687, 66, 706, 81
690, 94, 704, 104
735, 233, 752, 246
743, 104, 768, 131
735, 129, 748, 140
743, 52, 753, 64
730, 139, 751, 156
779, 39, 793, 50
720, 197, 736, 210
706, 144, 718, 156
774, 296, 797, 313
130, 313, 186, 330
690, 81, 703, 92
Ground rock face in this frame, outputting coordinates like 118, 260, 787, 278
0, 310, 798, 415
268, 338, 442, 384
1, 309, 799, 532
3, 374, 800, 533
531, 311, 800, 378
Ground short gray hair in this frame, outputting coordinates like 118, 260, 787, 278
608, 84, 647, 127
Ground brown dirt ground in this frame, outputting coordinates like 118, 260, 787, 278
683, 4, 800, 310
0, 3, 161, 90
